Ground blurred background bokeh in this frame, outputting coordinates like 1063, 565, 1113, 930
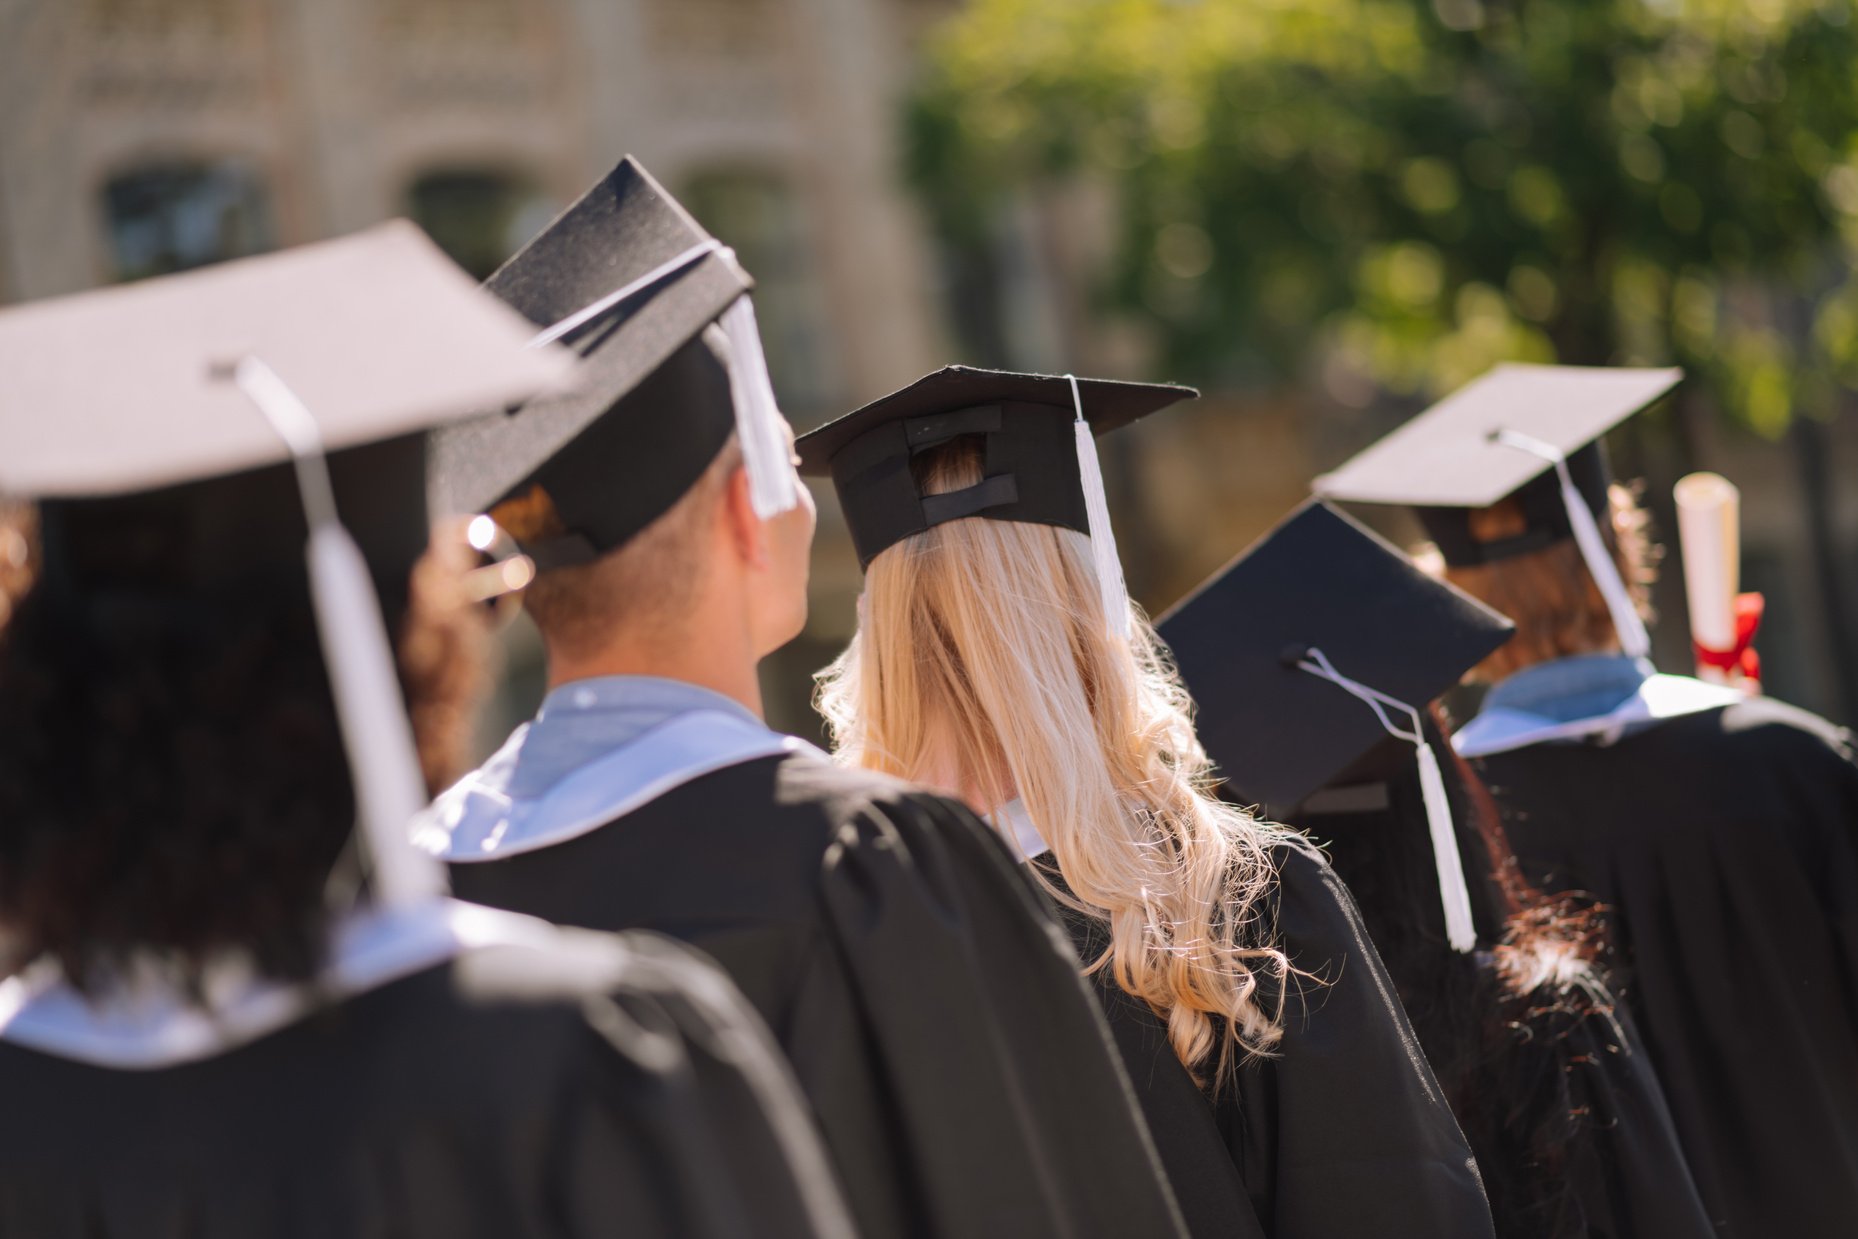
5, 0, 1856, 747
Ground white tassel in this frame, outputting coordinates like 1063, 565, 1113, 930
720, 296, 801, 520
1297, 648, 1477, 953
1414, 742, 1478, 953
307, 525, 446, 906
528, 245, 800, 521
1493, 430, 1650, 659
232, 357, 446, 908
1067, 374, 1131, 639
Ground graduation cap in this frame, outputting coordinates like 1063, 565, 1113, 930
1314, 363, 1681, 660
795, 366, 1196, 638
0, 221, 573, 907
429, 157, 799, 571
1157, 500, 1514, 952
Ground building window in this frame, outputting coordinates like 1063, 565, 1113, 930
380, 0, 524, 45
85, 0, 244, 38
680, 169, 836, 417
102, 160, 272, 282
407, 169, 553, 281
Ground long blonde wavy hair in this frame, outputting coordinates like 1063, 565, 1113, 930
816, 440, 1293, 1085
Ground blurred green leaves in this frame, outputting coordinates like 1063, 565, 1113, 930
908, 0, 1858, 430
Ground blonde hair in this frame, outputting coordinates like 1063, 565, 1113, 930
816, 440, 1292, 1085
1418, 482, 1659, 683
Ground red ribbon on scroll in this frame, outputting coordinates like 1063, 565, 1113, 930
1694, 591, 1765, 685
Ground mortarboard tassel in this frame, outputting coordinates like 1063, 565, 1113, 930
1491, 429, 1651, 660
230, 357, 446, 908
1410, 741, 1472, 946
1297, 648, 1478, 953
719, 295, 801, 520
1067, 374, 1132, 640
529, 239, 800, 522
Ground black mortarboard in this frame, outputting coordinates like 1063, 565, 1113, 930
429, 157, 799, 569
0, 222, 571, 905
798, 365, 1194, 639
1159, 500, 1514, 952
796, 366, 1194, 564
1313, 363, 1680, 565
1158, 500, 1513, 811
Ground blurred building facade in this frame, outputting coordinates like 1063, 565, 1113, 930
0, 0, 975, 738
3, 0, 1852, 732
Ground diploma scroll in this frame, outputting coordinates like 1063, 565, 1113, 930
1674, 472, 1762, 689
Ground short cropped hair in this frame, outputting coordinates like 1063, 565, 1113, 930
516, 438, 742, 663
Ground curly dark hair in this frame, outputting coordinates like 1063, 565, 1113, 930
1305, 709, 1617, 1238
0, 504, 488, 994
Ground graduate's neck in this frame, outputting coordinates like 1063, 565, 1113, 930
544, 619, 766, 719
534, 463, 805, 723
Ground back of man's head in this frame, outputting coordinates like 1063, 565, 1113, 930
519, 437, 744, 666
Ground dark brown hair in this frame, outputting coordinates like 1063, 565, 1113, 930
1435, 483, 1660, 682
0, 505, 487, 994
1309, 709, 1615, 1237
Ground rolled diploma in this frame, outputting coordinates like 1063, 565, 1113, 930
1674, 472, 1740, 680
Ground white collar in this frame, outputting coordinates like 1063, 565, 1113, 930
416, 708, 817, 862
997, 798, 1051, 863
1455, 673, 1745, 758
0, 899, 555, 1069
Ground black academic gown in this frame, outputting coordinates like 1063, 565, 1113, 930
1041, 839, 1495, 1239
1298, 770, 1716, 1239
450, 751, 1189, 1239
1472, 696, 1858, 1238
0, 924, 853, 1239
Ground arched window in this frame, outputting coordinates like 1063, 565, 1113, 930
681, 168, 836, 417
101, 160, 273, 282
407, 169, 554, 281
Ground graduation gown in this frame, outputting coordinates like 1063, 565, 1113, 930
1298, 773, 1716, 1239
1041, 839, 1494, 1239
438, 742, 1189, 1239
0, 902, 854, 1239
1470, 695, 1858, 1237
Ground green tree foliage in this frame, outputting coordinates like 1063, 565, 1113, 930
909, 0, 1858, 432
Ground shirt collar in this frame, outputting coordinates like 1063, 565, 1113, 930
996, 798, 1051, 863
1481, 652, 1656, 726
0, 900, 548, 1068
536, 675, 763, 727
510, 676, 768, 799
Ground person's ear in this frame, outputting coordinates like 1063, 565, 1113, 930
721, 463, 770, 570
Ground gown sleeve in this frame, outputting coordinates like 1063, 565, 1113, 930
1235, 841, 1495, 1239
540, 931, 859, 1239
1079, 937, 1269, 1239
1529, 999, 1719, 1238
784, 787, 1190, 1239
